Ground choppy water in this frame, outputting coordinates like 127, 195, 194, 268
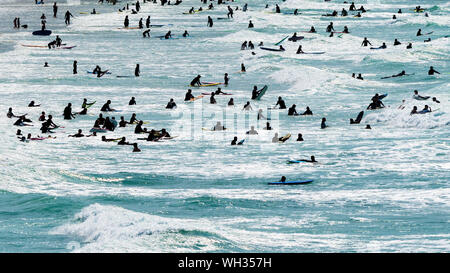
0, 0, 449, 252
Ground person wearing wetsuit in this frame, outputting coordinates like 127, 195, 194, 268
264, 122, 272, 130
288, 104, 299, 116
164, 31, 172, 39
64, 10, 73, 25
301, 107, 313, 115
185, 89, 195, 101
343, 26, 349, 33
139, 18, 143, 29
117, 137, 131, 145
55, 35, 62, 47
134, 121, 145, 133
410, 106, 418, 115
428, 66, 440, 75
39, 112, 46, 121
73, 60, 77, 74
119, 116, 127, 127
296, 134, 304, 141
432, 97, 440, 103
69, 129, 84, 137
275, 97, 287, 109
248, 41, 254, 49
124, 16, 129, 28
210, 93, 217, 104
394, 39, 401, 46
361, 37, 372, 47
357, 74, 363, 80
101, 100, 114, 112
129, 97, 136, 105
207, 16, 213, 27
241, 41, 247, 50
248, 20, 254, 28
129, 113, 138, 124
190, 75, 202, 86
321, 118, 328, 129
243, 101, 252, 111
63, 103, 75, 120
227, 98, 234, 106
166, 98, 177, 109
350, 111, 364, 124
143, 29, 150, 38
135, 64, 140, 77
53, 2, 58, 17
182, 30, 189, 37
341, 8, 348, 16
146, 16, 150, 28
224, 73, 229, 85
326, 22, 334, 33
309, 26, 316, 33
231, 137, 238, 145
28, 101, 40, 107
227, 6, 234, 18
416, 29, 422, 36
241, 63, 246, 72
251, 86, 259, 100
296, 45, 304, 54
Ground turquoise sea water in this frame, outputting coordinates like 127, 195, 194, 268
0, 0, 449, 252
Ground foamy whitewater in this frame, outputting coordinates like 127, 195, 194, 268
0, 0, 449, 252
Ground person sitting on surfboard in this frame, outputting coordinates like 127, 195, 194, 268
129, 97, 137, 105
231, 137, 238, 145
343, 26, 349, 33
309, 26, 316, 33
288, 105, 299, 116
394, 39, 401, 46
248, 20, 254, 28
190, 75, 202, 86
184, 89, 195, 101
296, 134, 304, 141
63, 103, 76, 120
275, 97, 287, 109
119, 117, 128, 127
299, 156, 317, 163
428, 66, 440, 75
341, 9, 348, 17
164, 31, 172, 39
357, 74, 363, 80
227, 98, 234, 106
182, 30, 189, 37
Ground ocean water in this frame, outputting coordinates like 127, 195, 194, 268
0, 0, 449, 252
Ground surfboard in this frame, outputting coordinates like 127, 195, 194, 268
89, 127, 109, 133
189, 95, 204, 102
379, 93, 388, 100
32, 30, 52, 36
149, 24, 164, 27
191, 82, 222, 87
303, 52, 325, 55
201, 92, 232, 95
274, 35, 289, 46
413, 95, 430, 100
238, 139, 245, 145
84, 101, 96, 109
86, 71, 112, 75
288, 36, 304, 42
260, 47, 285, 52
279, 133, 291, 143
287, 160, 305, 164
117, 27, 140, 30
268, 180, 313, 185
254, 85, 268, 100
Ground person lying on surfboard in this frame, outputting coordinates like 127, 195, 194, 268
296, 156, 317, 163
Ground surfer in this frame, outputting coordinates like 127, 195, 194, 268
264, 122, 272, 130
139, 18, 143, 29
190, 75, 202, 86
343, 26, 349, 33
135, 64, 140, 77
73, 60, 77, 74
117, 137, 132, 145
299, 156, 317, 163
227, 5, 234, 18
296, 134, 304, 141
394, 39, 401, 46
243, 101, 253, 111
207, 16, 213, 27
357, 74, 363, 80
69, 129, 84, 138
350, 111, 364, 124
213, 121, 225, 131
410, 106, 418, 115
246, 126, 258, 135
321, 118, 328, 129
224, 73, 229, 85
64, 10, 73, 25
100, 100, 115, 112
124, 15, 129, 28
428, 66, 440, 75
143, 29, 150, 38
210, 93, 217, 104
416, 29, 422, 36
257, 109, 268, 120
275, 97, 287, 109
164, 31, 172, 39
228, 98, 234, 106
341, 9, 348, 17
129, 97, 136, 105
63, 103, 75, 120
296, 45, 304, 54
288, 105, 299, 116
275, 4, 280, 13
119, 116, 127, 127
361, 37, 372, 47
28, 101, 40, 107
166, 98, 177, 109
248, 20, 254, 28
134, 121, 146, 134
326, 22, 334, 33
182, 30, 189, 37
146, 16, 150, 28
53, 2, 58, 17
309, 26, 316, 33
241, 63, 246, 72
184, 89, 195, 101
381, 70, 408, 79
300, 107, 313, 115
39, 112, 46, 121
